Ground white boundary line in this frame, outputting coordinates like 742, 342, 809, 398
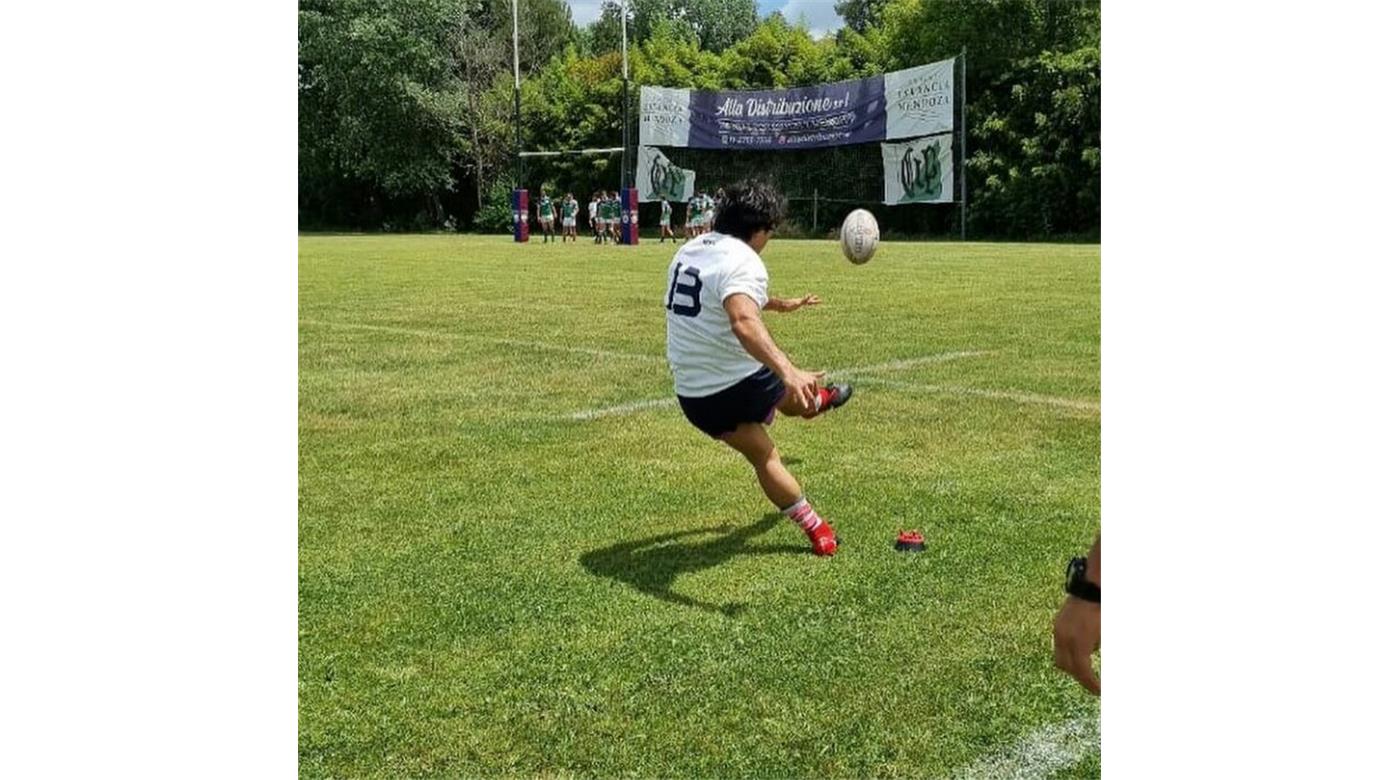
833, 350, 992, 376
947, 715, 1100, 780
854, 376, 1100, 413
298, 319, 664, 363
567, 398, 675, 420
558, 350, 993, 421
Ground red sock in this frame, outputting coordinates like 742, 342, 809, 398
782, 497, 825, 534
802, 387, 833, 418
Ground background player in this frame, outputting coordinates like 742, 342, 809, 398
609, 191, 622, 243
685, 191, 702, 239
559, 193, 578, 242
659, 198, 677, 243
589, 192, 602, 243
663, 180, 853, 556
537, 189, 556, 243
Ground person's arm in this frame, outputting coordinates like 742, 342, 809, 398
1053, 534, 1101, 695
763, 294, 822, 313
724, 293, 824, 412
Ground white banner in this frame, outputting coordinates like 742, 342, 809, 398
639, 86, 692, 148
883, 58, 956, 140
636, 146, 695, 203
882, 133, 954, 205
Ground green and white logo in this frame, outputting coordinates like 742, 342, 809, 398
637, 146, 695, 202
648, 156, 689, 201
882, 133, 953, 205
898, 139, 943, 203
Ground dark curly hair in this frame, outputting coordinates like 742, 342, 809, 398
713, 180, 786, 241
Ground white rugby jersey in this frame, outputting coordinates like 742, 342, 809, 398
664, 232, 770, 397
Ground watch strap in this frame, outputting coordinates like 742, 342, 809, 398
1065, 557, 1101, 603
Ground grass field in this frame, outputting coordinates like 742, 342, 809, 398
299, 233, 1101, 778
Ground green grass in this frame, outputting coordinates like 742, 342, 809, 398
299, 234, 1101, 778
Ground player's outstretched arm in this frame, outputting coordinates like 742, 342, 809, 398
724, 293, 824, 412
763, 294, 822, 313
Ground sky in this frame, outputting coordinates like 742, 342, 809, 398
565, 0, 845, 39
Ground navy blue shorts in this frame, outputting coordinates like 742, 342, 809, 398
677, 367, 787, 438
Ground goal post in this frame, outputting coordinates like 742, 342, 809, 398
511, 147, 627, 243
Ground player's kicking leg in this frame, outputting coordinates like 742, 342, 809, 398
719, 422, 838, 556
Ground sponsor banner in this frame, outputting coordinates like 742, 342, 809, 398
638, 86, 692, 148
636, 146, 695, 202
638, 58, 955, 150
688, 77, 886, 149
882, 133, 954, 205
883, 58, 956, 139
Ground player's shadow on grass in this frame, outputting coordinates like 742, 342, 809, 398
580, 513, 808, 617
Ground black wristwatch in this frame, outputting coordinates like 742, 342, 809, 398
1064, 557, 1100, 604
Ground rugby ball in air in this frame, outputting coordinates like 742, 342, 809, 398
840, 209, 879, 264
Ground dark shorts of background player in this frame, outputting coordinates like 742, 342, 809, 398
677, 367, 786, 438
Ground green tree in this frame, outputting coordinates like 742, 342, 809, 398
835, 0, 888, 33
720, 14, 842, 87
967, 43, 1100, 238
588, 0, 757, 55
298, 0, 576, 229
881, 0, 1098, 79
299, 0, 472, 228
479, 0, 578, 73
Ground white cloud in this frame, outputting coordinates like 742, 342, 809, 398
779, 0, 844, 38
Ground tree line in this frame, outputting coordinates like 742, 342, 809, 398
299, 0, 1099, 239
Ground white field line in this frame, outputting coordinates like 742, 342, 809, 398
567, 397, 675, 420
831, 350, 992, 377
947, 715, 1099, 780
298, 319, 664, 363
855, 376, 1100, 413
559, 349, 992, 421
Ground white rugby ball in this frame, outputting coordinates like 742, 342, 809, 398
840, 209, 879, 264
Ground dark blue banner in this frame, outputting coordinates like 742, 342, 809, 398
686, 77, 887, 149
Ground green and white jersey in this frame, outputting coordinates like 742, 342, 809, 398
561, 199, 577, 219
538, 195, 553, 219
661, 200, 672, 218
